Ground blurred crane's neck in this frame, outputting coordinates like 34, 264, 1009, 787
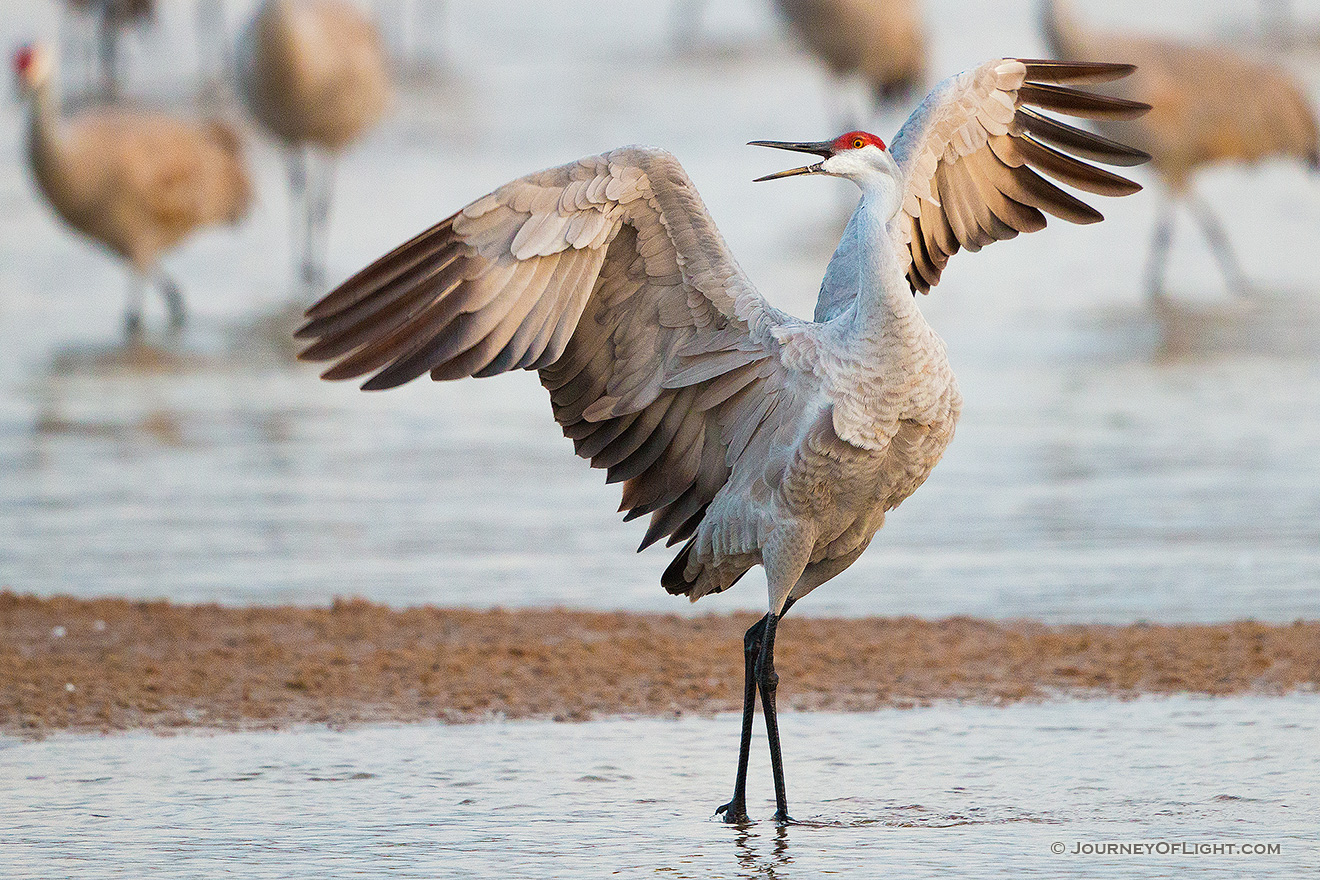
25, 78, 66, 182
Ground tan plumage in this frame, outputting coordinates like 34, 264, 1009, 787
296, 59, 1147, 821
776, 0, 928, 104
1043, 0, 1320, 295
238, 0, 393, 291
15, 43, 252, 335
239, 0, 391, 152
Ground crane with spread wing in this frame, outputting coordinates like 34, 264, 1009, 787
296, 58, 1148, 823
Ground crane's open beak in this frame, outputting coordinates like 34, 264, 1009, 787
749, 140, 833, 182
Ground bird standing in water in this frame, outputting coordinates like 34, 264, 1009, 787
297, 58, 1148, 823
14, 43, 252, 338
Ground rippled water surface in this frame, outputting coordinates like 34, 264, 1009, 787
3, 695, 1318, 879
3, 0, 1320, 620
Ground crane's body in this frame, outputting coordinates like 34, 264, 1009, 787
238, 0, 392, 294
298, 59, 1147, 823
1042, 0, 1319, 296
15, 44, 252, 336
775, 0, 927, 106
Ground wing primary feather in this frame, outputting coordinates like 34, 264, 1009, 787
1011, 133, 1143, 197
1017, 83, 1150, 121
1015, 107, 1150, 166
305, 215, 456, 319
1018, 59, 1137, 84
1006, 163, 1104, 224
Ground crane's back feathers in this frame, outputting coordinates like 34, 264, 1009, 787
888, 58, 1149, 293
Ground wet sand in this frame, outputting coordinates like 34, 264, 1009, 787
2, 592, 1316, 738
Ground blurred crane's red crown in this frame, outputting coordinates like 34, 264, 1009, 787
832, 131, 887, 152
13, 45, 35, 74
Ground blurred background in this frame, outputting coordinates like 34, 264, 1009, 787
3, 0, 1320, 622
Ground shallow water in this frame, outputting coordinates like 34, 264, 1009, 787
4, 0, 1320, 620
2, 694, 1317, 878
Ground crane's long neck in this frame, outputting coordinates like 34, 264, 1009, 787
25, 79, 69, 201
827, 177, 919, 352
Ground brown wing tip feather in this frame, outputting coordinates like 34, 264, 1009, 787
1017, 58, 1137, 84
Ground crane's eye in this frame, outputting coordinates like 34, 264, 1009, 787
852, 137, 866, 149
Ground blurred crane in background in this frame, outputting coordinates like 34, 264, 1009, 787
668, 0, 926, 126
1043, 0, 1320, 299
295, 58, 1147, 822
775, 0, 928, 121
237, 0, 393, 296
13, 43, 252, 338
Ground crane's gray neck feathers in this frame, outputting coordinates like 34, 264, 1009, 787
814, 174, 912, 336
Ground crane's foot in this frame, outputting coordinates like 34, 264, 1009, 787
716, 800, 751, 824
772, 809, 795, 826
124, 312, 144, 341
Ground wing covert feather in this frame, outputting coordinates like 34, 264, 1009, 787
298, 146, 812, 553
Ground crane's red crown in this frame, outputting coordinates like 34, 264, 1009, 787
832, 131, 886, 152
13, 45, 35, 75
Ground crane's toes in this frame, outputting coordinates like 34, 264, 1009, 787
716, 800, 751, 825
772, 810, 796, 826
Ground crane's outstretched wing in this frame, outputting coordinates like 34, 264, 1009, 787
297, 146, 805, 555
889, 58, 1149, 293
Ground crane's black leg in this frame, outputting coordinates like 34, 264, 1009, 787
716, 598, 795, 824
1189, 194, 1252, 297
716, 614, 767, 824
1143, 199, 1176, 301
756, 609, 792, 824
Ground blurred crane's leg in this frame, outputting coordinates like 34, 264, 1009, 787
1261, 0, 1293, 48
305, 153, 336, 295
157, 270, 187, 331
1188, 193, 1252, 297
196, 0, 230, 100
1142, 200, 1176, 301
97, 9, 122, 101
287, 149, 316, 296
124, 271, 147, 339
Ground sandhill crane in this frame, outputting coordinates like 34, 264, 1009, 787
776, 0, 928, 122
14, 43, 253, 337
237, 0, 392, 296
63, 0, 154, 100
1042, 0, 1320, 298
296, 59, 1147, 822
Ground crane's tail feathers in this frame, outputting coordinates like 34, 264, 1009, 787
662, 540, 750, 602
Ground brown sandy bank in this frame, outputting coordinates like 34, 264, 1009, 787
2, 592, 1316, 738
